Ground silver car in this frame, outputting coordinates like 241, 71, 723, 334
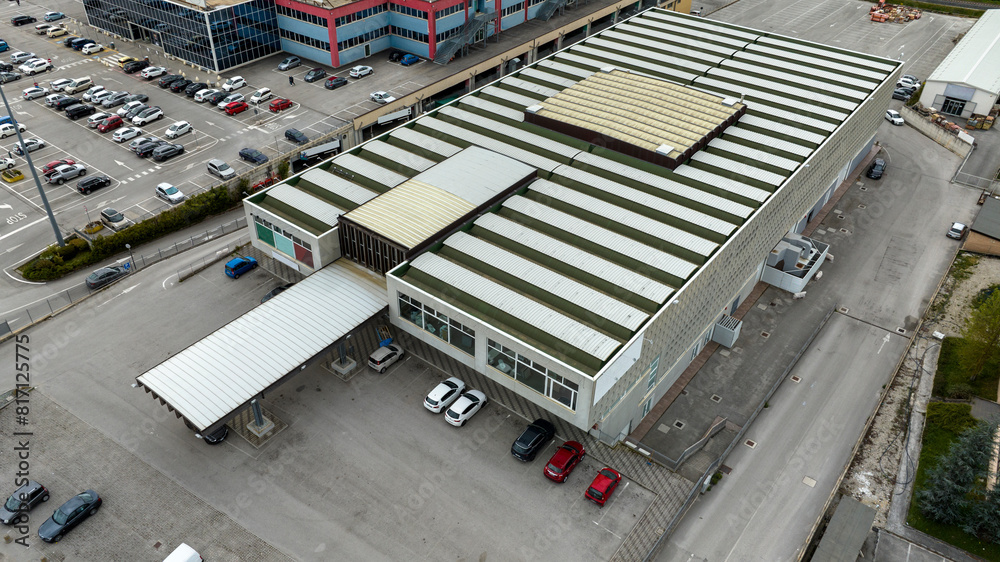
101, 91, 130, 108
46, 164, 86, 184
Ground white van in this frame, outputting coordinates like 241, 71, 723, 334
63, 76, 93, 94
163, 543, 202, 562
249, 87, 271, 104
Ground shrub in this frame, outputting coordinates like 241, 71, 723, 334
277, 160, 290, 180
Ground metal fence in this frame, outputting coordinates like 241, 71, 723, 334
953, 171, 999, 192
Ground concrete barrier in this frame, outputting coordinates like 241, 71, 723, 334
899, 105, 973, 158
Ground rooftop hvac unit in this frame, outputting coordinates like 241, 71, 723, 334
712, 314, 742, 348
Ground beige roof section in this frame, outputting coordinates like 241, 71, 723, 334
531, 69, 745, 158
343, 180, 475, 249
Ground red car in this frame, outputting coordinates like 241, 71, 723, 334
269, 98, 292, 112
225, 101, 248, 115
585, 467, 622, 507
41, 158, 76, 177
543, 441, 586, 483
97, 115, 124, 132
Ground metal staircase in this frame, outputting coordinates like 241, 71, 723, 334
433, 12, 491, 65
534, 0, 568, 21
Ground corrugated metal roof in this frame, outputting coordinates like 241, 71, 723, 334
552, 164, 738, 236
458, 95, 526, 122
708, 138, 799, 171
722, 127, 812, 158
501, 76, 562, 98
445, 232, 650, 330
567, 45, 701, 83
696, 77, 840, 132
504, 195, 699, 280
410, 252, 622, 362
266, 184, 345, 227
362, 140, 437, 172
389, 127, 463, 158
331, 153, 409, 188
928, 10, 1000, 94
531, 179, 719, 257
586, 36, 720, 71
418, 117, 562, 171
475, 213, 675, 303
536, 59, 596, 79
744, 43, 888, 83
739, 114, 827, 146
518, 67, 580, 89
690, 151, 787, 186
710, 68, 858, 112
729, 53, 879, 91
344, 179, 474, 249
720, 60, 870, 100
136, 260, 388, 431
613, 23, 740, 58
412, 145, 535, 205
757, 36, 896, 72
439, 106, 583, 160
299, 169, 379, 207
572, 151, 755, 219
672, 166, 771, 203
481, 85, 546, 108
644, 10, 758, 41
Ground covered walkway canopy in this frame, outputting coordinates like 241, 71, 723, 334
136, 259, 388, 432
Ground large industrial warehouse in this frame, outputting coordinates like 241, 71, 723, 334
138, 8, 900, 443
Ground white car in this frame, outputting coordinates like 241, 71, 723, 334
18, 59, 51, 75
349, 65, 373, 78
82, 86, 106, 102
0, 123, 26, 138
155, 182, 185, 203
444, 390, 487, 427
249, 87, 271, 104
194, 88, 219, 102
131, 106, 163, 126
947, 222, 968, 240
165, 120, 192, 139
44, 93, 64, 106
117, 100, 144, 117
34, 24, 55, 35
370, 91, 396, 104
221, 76, 246, 92
368, 344, 404, 373
216, 93, 243, 109
140, 66, 167, 79
9, 52, 35, 64
423, 377, 466, 413
0, 156, 14, 169
88, 112, 112, 128
91, 90, 114, 104
50, 78, 72, 92
885, 109, 904, 126
22, 86, 48, 100
81, 43, 104, 55
112, 126, 142, 143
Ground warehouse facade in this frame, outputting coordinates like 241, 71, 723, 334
918, 10, 1000, 118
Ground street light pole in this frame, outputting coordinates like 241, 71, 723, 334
125, 243, 137, 272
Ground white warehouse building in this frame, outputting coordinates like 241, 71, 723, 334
918, 9, 1000, 118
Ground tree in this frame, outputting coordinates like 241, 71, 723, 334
959, 289, 1000, 382
918, 420, 997, 526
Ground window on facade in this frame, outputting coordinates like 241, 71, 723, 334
279, 28, 330, 51
516, 358, 547, 394
398, 293, 423, 327
436, 2, 465, 18
488, 339, 516, 377
390, 26, 428, 44
501, 2, 524, 16
646, 355, 659, 392
338, 26, 389, 51
549, 375, 578, 410
334, 3, 387, 26
390, 3, 428, 18
276, 5, 327, 26
398, 293, 475, 356
487, 339, 577, 410
436, 27, 462, 43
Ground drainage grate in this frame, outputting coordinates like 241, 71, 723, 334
839, 228, 850, 233
710, 394, 722, 403
860, 186, 868, 191
674, 420, 686, 429
896, 327, 906, 335
681, 389, 688, 396
790, 375, 801, 383
838, 306, 850, 314
745, 439, 757, 449
858, 204, 867, 209
770, 301, 777, 307
761, 331, 770, 339
837, 215, 845, 220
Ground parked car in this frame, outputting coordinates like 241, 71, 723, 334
117, 101, 143, 117
115, 55, 136, 68
206, 91, 228, 105
13, 138, 44, 155
224, 256, 257, 279
284, 128, 308, 144
184, 82, 206, 97
47, 163, 86, 184
0, 72, 21, 84
216, 93, 244, 109
87, 112, 111, 127
131, 106, 163, 125
65, 103, 96, 120
86, 266, 129, 288
81, 43, 103, 54
866, 158, 886, 180
0, 122, 25, 138
304, 68, 326, 83
0, 156, 14, 169
891, 88, 911, 101
324, 76, 348, 90
11, 15, 37, 27
206, 158, 235, 179
349, 65, 373, 78
125, 104, 149, 120
249, 87, 271, 104
370, 91, 396, 104
157, 74, 183, 88
54, 96, 79, 110
35, 23, 56, 35
544, 441, 586, 483
238, 147, 268, 164
128, 136, 157, 151
388, 50, 406, 62
269, 98, 293, 112
444, 390, 487, 427
140, 66, 166, 79
19, 59, 52, 75
41, 159, 75, 176
511, 418, 556, 461
947, 222, 969, 240
202, 425, 229, 444
585, 467, 622, 507
152, 143, 184, 162
400, 54, 420, 66
277, 56, 300, 70
112, 126, 141, 143
155, 182, 185, 203
123, 93, 148, 103
38, 489, 102, 542
221, 76, 246, 92
44, 11, 65, 22
885, 109, 904, 126
21, 86, 47, 100
169, 79, 192, 93
100, 208, 132, 231
50, 78, 72, 92
0, 481, 49, 525
224, 101, 249, 115
195, 88, 220, 102
164, 120, 192, 139
260, 282, 295, 304
134, 139, 168, 157
9, 51, 34, 64
423, 377, 466, 413
123, 60, 150, 74
72, 40, 95, 51
77, 174, 111, 194
97, 115, 124, 133
101, 91, 131, 108
47, 26, 67, 38
82, 86, 106, 102
368, 344, 404, 373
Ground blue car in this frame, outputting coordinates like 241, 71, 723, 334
44, 11, 65, 22
225, 256, 257, 279
400, 54, 420, 66
0, 40, 8, 53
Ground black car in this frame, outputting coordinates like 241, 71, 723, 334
387, 49, 406, 62
157, 74, 183, 88
0, 481, 49, 525
892, 88, 911, 101
123, 93, 148, 103
152, 143, 184, 162
37, 490, 101, 542
11, 15, 37, 26
85, 266, 128, 288
0, 72, 21, 84
203, 424, 228, 444
184, 82, 206, 96
77, 174, 111, 194
325, 76, 348, 90
126, 104, 149, 119
54, 97, 79, 110
511, 419, 556, 461
61, 35, 77, 47
304, 68, 326, 83
866, 158, 886, 180
285, 128, 308, 144
239, 147, 268, 164
261, 282, 295, 304
169, 79, 192, 92
135, 139, 168, 157
122, 60, 150, 74
0, 63, 13, 73
73, 40, 94, 51
206, 91, 228, 104
68, 38, 92, 49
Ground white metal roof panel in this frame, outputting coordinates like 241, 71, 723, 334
552, 164, 737, 236
267, 184, 345, 227
136, 261, 389, 430
695, 77, 840, 132
722, 126, 812, 158
344, 180, 474, 249
482, 85, 546, 108
672, 166, 770, 203
299, 169, 379, 207
518, 67, 580, 89
362, 140, 436, 172
417, 117, 562, 172
445, 232, 650, 331
587, 35, 721, 70
537, 59, 597, 79
413, 145, 534, 204
458, 95, 526, 122
757, 36, 896, 73
739, 115, 827, 146
390, 127, 463, 158
501, 76, 562, 98
744, 44, 888, 83
730, 52, 879, 91
531, 179, 719, 257
567, 45, 700, 83
572, 151, 755, 219
504, 195, 698, 280
709, 68, 858, 111
410, 252, 622, 361
615, 22, 740, 58
708, 138, 799, 171
690, 151, 786, 186
929, 10, 1000, 94
439, 106, 582, 160
643, 10, 759, 41
720, 60, 870, 100
332, 153, 408, 188
474, 213, 675, 304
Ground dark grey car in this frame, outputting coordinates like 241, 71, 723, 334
37, 490, 101, 543
86, 266, 128, 289
1, 481, 49, 525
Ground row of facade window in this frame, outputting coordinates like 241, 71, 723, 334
436, 2, 465, 19
280, 28, 331, 52
529, 0, 546, 7
390, 3, 429, 19
436, 26, 462, 44
392, 25, 428, 44
334, 3, 387, 26
488, 339, 579, 411
276, 4, 327, 26
337, 25, 389, 51
253, 215, 313, 250
399, 293, 476, 357
501, 2, 524, 16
